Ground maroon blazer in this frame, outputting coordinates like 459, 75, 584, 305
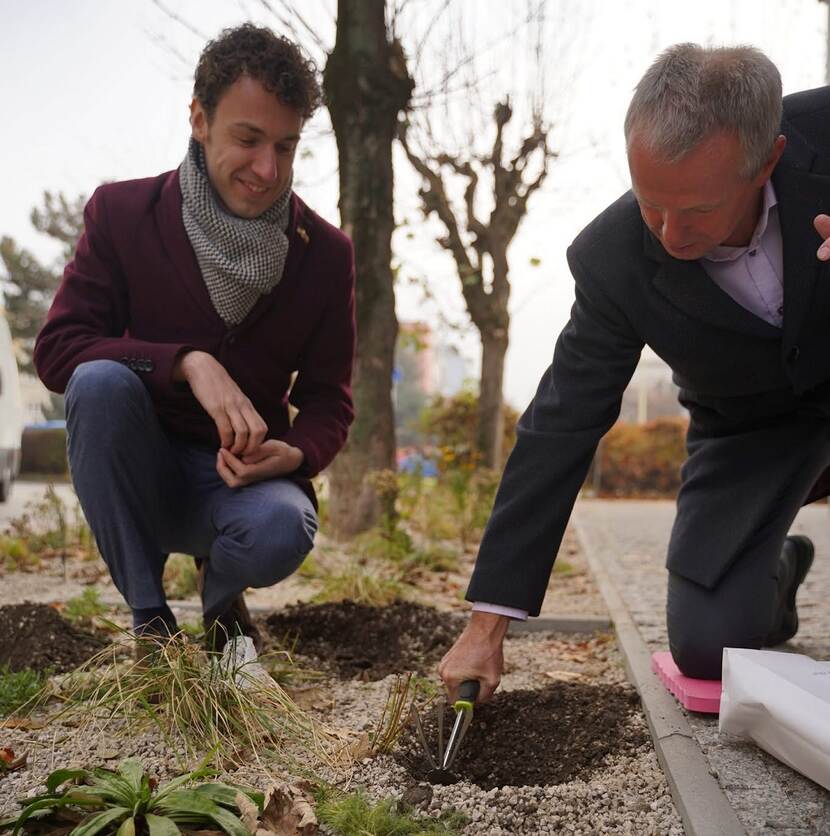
34, 170, 355, 501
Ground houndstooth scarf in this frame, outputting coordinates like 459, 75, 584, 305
179, 137, 292, 326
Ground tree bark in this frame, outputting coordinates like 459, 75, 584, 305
323, 0, 413, 537
478, 323, 509, 468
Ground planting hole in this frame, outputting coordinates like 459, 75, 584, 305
398, 683, 647, 789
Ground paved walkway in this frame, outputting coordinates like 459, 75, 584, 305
574, 498, 830, 835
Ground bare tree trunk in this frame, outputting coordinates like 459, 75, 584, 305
478, 326, 508, 467
323, 0, 413, 538
398, 99, 551, 470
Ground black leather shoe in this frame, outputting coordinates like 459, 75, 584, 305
765, 535, 814, 646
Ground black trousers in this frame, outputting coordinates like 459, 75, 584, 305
666, 413, 830, 679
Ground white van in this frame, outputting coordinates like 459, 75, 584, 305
0, 310, 23, 501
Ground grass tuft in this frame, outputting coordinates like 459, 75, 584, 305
369, 672, 420, 756
315, 787, 466, 835
162, 553, 199, 599
312, 561, 405, 607
42, 626, 343, 774
0, 666, 46, 717
62, 587, 108, 625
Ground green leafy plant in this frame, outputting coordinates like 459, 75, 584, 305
0, 666, 45, 717
162, 553, 199, 599
353, 525, 414, 563
0, 756, 263, 836
63, 588, 108, 625
0, 536, 38, 571
178, 618, 203, 639
315, 787, 466, 835
296, 552, 321, 579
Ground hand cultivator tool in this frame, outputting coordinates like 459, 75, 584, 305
410, 679, 480, 784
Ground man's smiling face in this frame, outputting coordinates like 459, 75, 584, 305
190, 74, 303, 219
627, 130, 785, 260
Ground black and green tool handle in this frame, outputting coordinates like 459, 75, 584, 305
454, 679, 480, 711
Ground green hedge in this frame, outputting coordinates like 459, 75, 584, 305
21, 427, 68, 475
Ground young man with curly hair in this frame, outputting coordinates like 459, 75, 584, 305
34, 25, 355, 656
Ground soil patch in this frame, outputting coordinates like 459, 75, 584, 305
398, 682, 647, 789
0, 603, 106, 674
265, 600, 462, 680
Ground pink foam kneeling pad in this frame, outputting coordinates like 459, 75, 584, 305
651, 651, 722, 714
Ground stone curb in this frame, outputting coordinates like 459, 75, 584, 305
573, 516, 746, 836
508, 614, 611, 634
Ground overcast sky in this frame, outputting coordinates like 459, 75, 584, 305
1, 0, 826, 408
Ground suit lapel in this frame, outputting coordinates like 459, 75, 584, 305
646, 227, 781, 338
773, 165, 830, 354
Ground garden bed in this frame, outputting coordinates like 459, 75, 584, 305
265, 600, 463, 680
1, 625, 683, 834
0, 603, 106, 673
0, 485, 683, 834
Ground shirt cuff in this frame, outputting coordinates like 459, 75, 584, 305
472, 602, 529, 621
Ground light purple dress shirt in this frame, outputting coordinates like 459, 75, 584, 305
474, 180, 784, 622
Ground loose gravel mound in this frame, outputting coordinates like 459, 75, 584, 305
399, 682, 648, 789
265, 600, 463, 680
0, 603, 106, 673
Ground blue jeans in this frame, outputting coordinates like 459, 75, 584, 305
65, 360, 317, 621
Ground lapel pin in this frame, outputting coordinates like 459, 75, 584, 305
297, 225, 310, 244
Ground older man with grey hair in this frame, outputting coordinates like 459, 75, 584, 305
440, 43, 830, 700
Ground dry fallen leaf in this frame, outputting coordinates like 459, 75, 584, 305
0, 747, 27, 772
257, 782, 318, 836
283, 686, 332, 711
235, 791, 260, 835
1, 717, 46, 730
345, 730, 372, 761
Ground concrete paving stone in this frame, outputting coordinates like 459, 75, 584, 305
573, 498, 830, 836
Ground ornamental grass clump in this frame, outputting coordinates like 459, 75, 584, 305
315, 787, 466, 835
0, 756, 263, 836
369, 672, 421, 756
44, 628, 339, 773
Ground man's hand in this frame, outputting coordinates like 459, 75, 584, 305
438, 610, 510, 704
175, 351, 268, 456
216, 440, 304, 489
814, 214, 830, 261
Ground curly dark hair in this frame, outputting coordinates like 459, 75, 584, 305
193, 23, 321, 121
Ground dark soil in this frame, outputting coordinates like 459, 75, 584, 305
264, 600, 462, 680
398, 682, 648, 789
0, 603, 106, 674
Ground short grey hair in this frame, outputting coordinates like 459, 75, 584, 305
624, 43, 782, 177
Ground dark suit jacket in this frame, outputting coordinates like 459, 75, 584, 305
467, 86, 830, 615
34, 170, 356, 503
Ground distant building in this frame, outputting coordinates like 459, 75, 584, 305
396, 321, 469, 399
395, 321, 471, 446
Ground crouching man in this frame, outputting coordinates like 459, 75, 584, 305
34, 24, 355, 655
